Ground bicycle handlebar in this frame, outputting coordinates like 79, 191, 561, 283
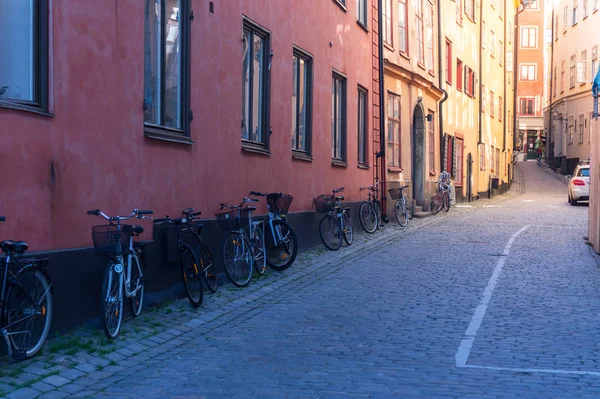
250, 191, 264, 196
86, 208, 154, 221
333, 187, 345, 194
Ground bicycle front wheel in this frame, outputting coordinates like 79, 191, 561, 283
192, 236, 218, 293
6, 269, 53, 359
342, 211, 353, 245
359, 202, 377, 234
128, 252, 144, 317
222, 232, 253, 287
180, 243, 204, 308
443, 192, 450, 212
318, 215, 342, 251
265, 219, 298, 271
430, 196, 441, 215
394, 199, 408, 227
102, 264, 123, 340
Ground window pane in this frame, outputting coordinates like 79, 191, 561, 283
0, 1, 36, 101
332, 79, 336, 158
299, 58, 307, 151
144, 0, 162, 124
242, 29, 251, 140
292, 56, 298, 149
336, 80, 343, 158
164, 0, 182, 129
358, 90, 366, 164
252, 34, 264, 143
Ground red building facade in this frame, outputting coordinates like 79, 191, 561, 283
0, 0, 376, 328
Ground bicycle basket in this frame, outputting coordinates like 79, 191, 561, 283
388, 188, 402, 200
92, 225, 129, 255
267, 193, 293, 215
313, 195, 335, 213
214, 208, 251, 231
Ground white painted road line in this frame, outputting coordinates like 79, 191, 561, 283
456, 225, 531, 368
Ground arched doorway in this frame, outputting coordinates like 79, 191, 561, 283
412, 103, 426, 205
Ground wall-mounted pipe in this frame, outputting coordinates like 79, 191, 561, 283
376, 0, 387, 219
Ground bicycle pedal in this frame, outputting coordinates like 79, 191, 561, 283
12, 349, 27, 360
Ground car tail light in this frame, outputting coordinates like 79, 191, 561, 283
573, 179, 586, 186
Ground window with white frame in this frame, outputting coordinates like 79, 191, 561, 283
428, 111, 435, 171
490, 91, 495, 118
568, 115, 574, 144
584, 0, 589, 17
520, 64, 536, 80
561, 61, 566, 92
426, 1, 434, 74
490, 31, 496, 57
592, 46, 598, 82
564, 6, 569, 31
357, 87, 368, 165
357, 0, 367, 26
580, 50, 587, 85
573, 0, 579, 25
495, 148, 500, 176
387, 92, 402, 167
416, 0, 425, 65
520, 27, 537, 48
292, 48, 313, 154
455, 137, 464, 185
398, 0, 408, 54
570, 54, 576, 88
579, 114, 585, 143
520, 98, 535, 115
482, 22, 486, 49
383, 0, 392, 45
479, 143, 486, 171
0, 1, 49, 112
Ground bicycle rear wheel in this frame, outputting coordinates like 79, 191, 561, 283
430, 196, 442, 215
342, 211, 353, 246
180, 243, 204, 308
5, 269, 53, 360
394, 199, 408, 227
359, 202, 377, 233
265, 219, 298, 271
252, 224, 267, 276
102, 264, 123, 340
222, 232, 253, 287
318, 215, 342, 250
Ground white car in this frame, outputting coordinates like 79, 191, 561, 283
568, 164, 590, 205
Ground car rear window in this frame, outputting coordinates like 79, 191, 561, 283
577, 168, 590, 177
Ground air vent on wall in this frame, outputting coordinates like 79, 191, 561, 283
209, 2, 214, 13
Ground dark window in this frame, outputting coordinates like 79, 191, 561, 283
332, 73, 347, 161
428, 111, 435, 171
242, 19, 271, 148
520, 98, 535, 115
0, 1, 49, 113
578, 168, 590, 177
292, 48, 313, 154
144, 0, 192, 140
398, 0, 408, 54
358, 87, 368, 165
387, 93, 401, 167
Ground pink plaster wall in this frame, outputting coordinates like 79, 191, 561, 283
0, 0, 374, 251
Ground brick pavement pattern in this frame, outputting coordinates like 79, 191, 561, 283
3, 160, 600, 398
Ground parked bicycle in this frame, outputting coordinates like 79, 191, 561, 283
249, 191, 298, 271
87, 208, 153, 339
154, 212, 205, 308
388, 185, 410, 227
359, 182, 384, 233
179, 208, 218, 293
216, 197, 265, 287
313, 187, 353, 250
430, 174, 450, 215
0, 217, 53, 360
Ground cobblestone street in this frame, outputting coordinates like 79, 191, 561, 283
3, 160, 600, 399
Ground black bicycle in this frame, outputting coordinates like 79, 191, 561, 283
0, 217, 53, 360
313, 187, 353, 250
179, 208, 218, 293
154, 211, 205, 307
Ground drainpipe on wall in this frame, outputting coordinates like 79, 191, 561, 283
478, 0, 483, 146
548, 5, 555, 164
513, 10, 520, 150
437, 0, 449, 173
375, 0, 387, 219
503, 0, 507, 152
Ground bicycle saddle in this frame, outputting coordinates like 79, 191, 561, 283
244, 206, 257, 212
399, 185, 409, 190
1, 240, 28, 254
336, 196, 345, 201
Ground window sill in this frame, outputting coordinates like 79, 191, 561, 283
0, 101, 53, 117
292, 151, 313, 162
331, 159, 347, 168
428, 71, 435, 78
417, 62, 426, 71
399, 52, 410, 61
384, 42, 394, 52
429, 170, 437, 177
356, 20, 368, 32
332, 0, 347, 12
242, 141, 271, 156
446, 80, 452, 86
358, 163, 370, 170
144, 125, 193, 145
388, 166, 403, 173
